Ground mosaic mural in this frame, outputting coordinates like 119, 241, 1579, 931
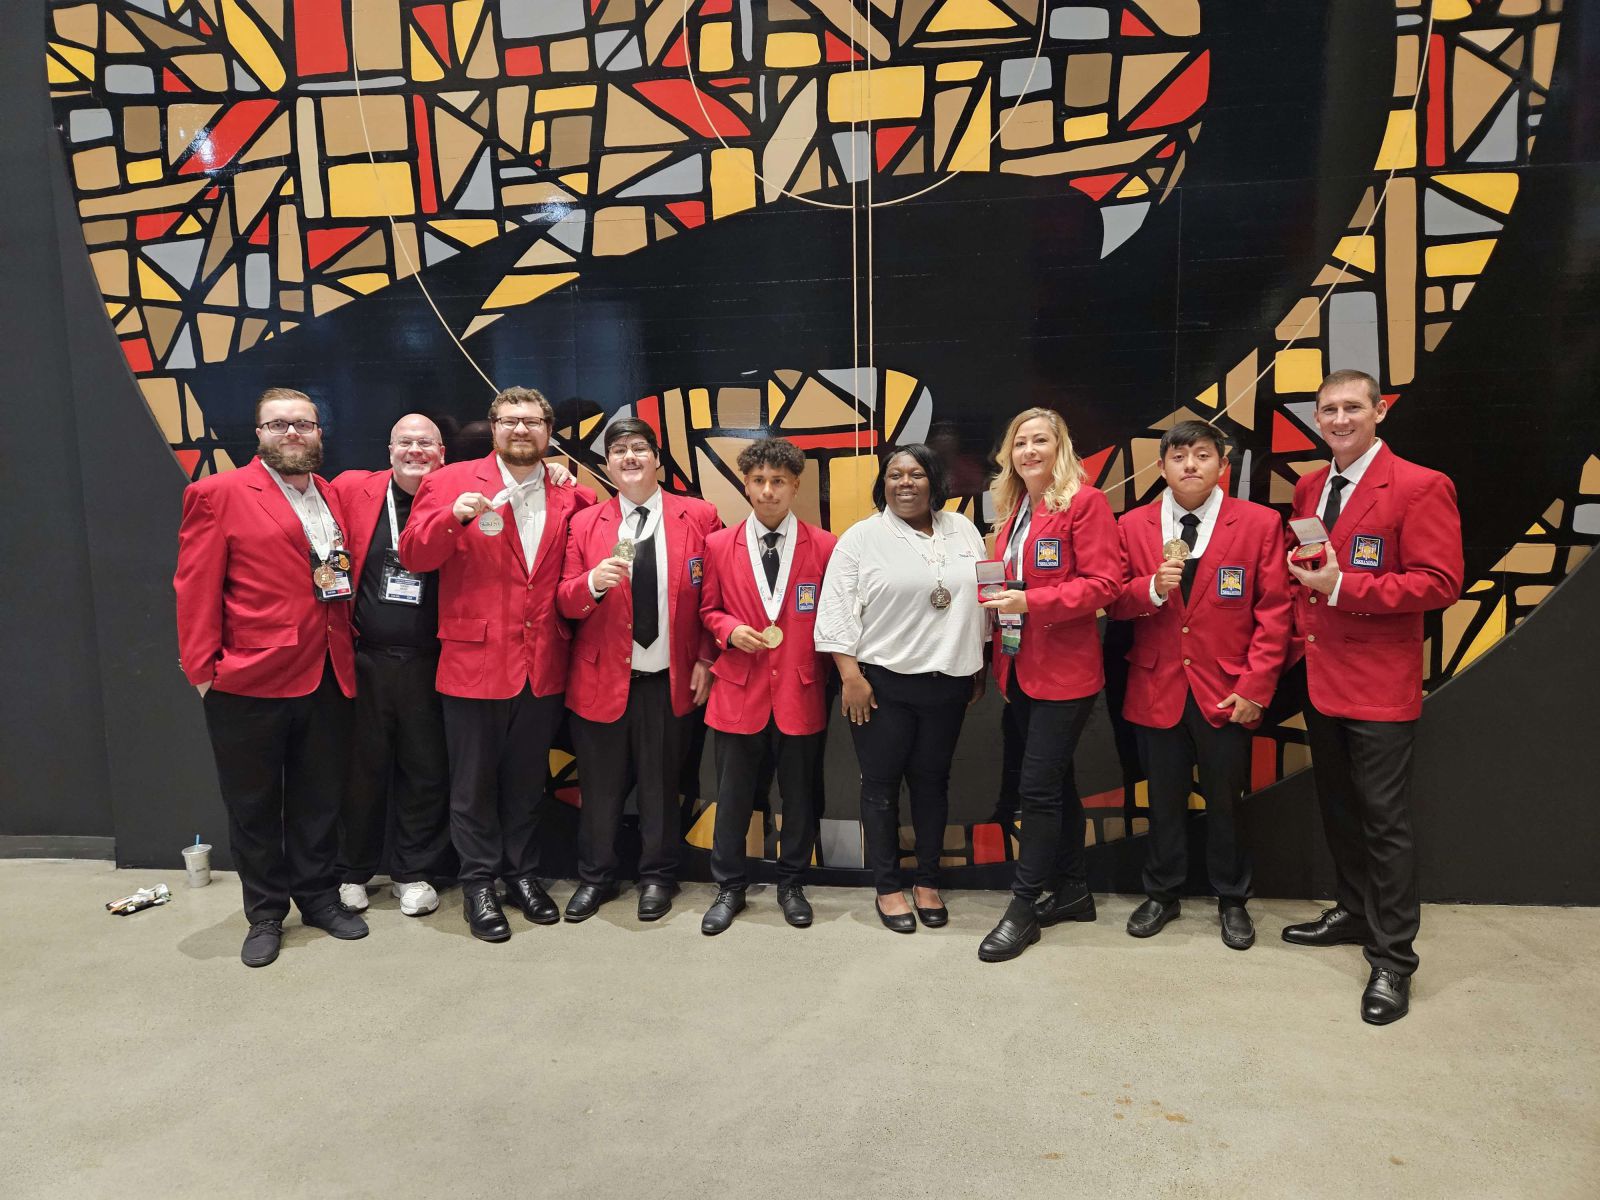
47, 0, 1597, 876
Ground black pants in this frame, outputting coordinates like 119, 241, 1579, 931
440, 685, 565, 887
999, 692, 1091, 893
710, 721, 821, 890
1007, 685, 1096, 902
848, 665, 971, 895
1305, 705, 1420, 975
570, 671, 688, 887
339, 645, 453, 884
1136, 694, 1253, 905
202, 662, 351, 923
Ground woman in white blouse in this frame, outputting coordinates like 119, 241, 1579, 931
814, 445, 989, 934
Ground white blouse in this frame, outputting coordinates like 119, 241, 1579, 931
814, 508, 988, 677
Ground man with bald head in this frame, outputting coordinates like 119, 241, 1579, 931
327, 414, 455, 918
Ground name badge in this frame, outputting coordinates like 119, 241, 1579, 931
311, 550, 352, 602
1350, 535, 1384, 569
688, 556, 705, 587
1034, 539, 1061, 569
794, 582, 817, 613
1217, 567, 1245, 598
380, 550, 425, 606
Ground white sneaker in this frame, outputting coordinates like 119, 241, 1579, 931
338, 882, 369, 912
391, 880, 439, 917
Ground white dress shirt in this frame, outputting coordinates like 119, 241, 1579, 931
263, 462, 339, 558
814, 508, 987, 677
745, 511, 797, 622
1317, 437, 1384, 608
615, 489, 670, 673
496, 457, 547, 574
1150, 484, 1224, 606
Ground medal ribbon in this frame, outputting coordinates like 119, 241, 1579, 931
898, 510, 948, 594
279, 476, 341, 561
745, 514, 794, 624
1003, 499, 1031, 577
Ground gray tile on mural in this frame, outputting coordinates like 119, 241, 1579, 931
500, 0, 586, 39
69, 109, 113, 143
1329, 291, 1381, 381
1000, 57, 1052, 98
1050, 6, 1110, 40
104, 66, 154, 94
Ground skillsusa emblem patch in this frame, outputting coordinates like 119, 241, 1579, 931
795, 583, 817, 612
1034, 539, 1061, 569
688, 556, 704, 586
1350, 535, 1384, 569
1217, 567, 1245, 598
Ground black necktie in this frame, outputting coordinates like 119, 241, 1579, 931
630, 507, 658, 648
761, 530, 781, 592
1179, 512, 1200, 603
1322, 474, 1350, 532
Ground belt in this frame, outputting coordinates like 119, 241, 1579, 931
631, 668, 667, 679
358, 643, 439, 661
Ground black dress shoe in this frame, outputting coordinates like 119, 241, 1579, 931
564, 882, 619, 922
1282, 906, 1370, 948
978, 897, 1042, 963
505, 875, 561, 925
874, 896, 916, 934
1220, 903, 1255, 950
1034, 888, 1097, 926
301, 902, 370, 940
241, 919, 283, 968
777, 884, 813, 928
1361, 967, 1411, 1025
700, 887, 746, 935
914, 894, 949, 928
463, 888, 511, 942
1127, 897, 1180, 938
637, 882, 677, 922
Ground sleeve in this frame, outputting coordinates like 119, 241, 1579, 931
173, 487, 227, 686
1028, 490, 1126, 623
1236, 518, 1291, 708
1107, 518, 1161, 620
811, 529, 864, 656
556, 515, 603, 621
1334, 472, 1465, 615
398, 472, 464, 573
698, 543, 744, 650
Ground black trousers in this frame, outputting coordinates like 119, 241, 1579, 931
710, 721, 822, 890
570, 671, 688, 887
999, 692, 1091, 893
1305, 705, 1420, 975
848, 665, 970, 895
440, 685, 564, 887
1007, 686, 1096, 902
338, 645, 453, 884
1136, 694, 1253, 905
201, 662, 351, 923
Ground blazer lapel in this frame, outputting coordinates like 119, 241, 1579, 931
663, 497, 689, 631
247, 458, 317, 554
1330, 447, 1392, 548
1186, 499, 1241, 615
529, 478, 573, 582
476, 454, 531, 575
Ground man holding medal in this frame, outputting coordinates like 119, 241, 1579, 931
696, 438, 837, 935
1282, 369, 1463, 1025
175, 387, 366, 967
556, 418, 721, 923
326, 414, 453, 919
400, 387, 595, 943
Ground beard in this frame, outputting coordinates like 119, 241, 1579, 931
499, 439, 543, 467
260, 440, 323, 475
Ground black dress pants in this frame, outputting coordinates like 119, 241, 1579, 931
440, 684, 565, 887
848, 665, 970, 895
1135, 694, 1253, 906
999, 692, 1091, 893
710, 720, 821, 890
1007, 685, 1096, 902
338, 645, 453, 884
1305, 705, 1420, 975
202, 662, 351, 923
570, 671, 688, 887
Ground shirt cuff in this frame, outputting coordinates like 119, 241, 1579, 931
1149, 576, 1167, 606
588, 569, 605, 600
1328, 572, 1344, 607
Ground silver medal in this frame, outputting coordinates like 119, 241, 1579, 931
477, 511, 504, 536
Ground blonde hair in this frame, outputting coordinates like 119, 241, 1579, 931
992, 406, 1085, 523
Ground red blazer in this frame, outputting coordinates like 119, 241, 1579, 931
174, 457, 356, 698
326, 468, 394, 584
399, 453, 596, 700
991, 485, 1124, 702
557, 492, 720, 722
700, 519, 838, 736
1109, 495, 1291, 729
1290, 444, 1463, 722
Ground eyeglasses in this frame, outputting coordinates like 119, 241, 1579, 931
259, 419, 320, 435
607, 441, 656, 460
393, 438, 439, 451
494, 417, 549, 432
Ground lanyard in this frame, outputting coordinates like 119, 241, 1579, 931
490, 470, 543, 512
746, 515, 794, 623
1004, 500, 1031, 575
282, 479, 340, 559
904, 514, 948, 590
385, 481, 404, 551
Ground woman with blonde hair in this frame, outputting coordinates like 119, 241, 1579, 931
976, 407, 1124, 962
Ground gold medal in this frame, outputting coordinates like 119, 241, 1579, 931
930, 585, 952, 610
331, 550, 351, 573
1163, 538, 1191, 561
612, 538, 636, 562
760, 625, 784, 649
1291, 541, 1326, 561
313, 563, 337, 589
477, 511, 504, 536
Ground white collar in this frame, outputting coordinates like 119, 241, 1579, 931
621, 487, 662, 518
496, 457, 545, 493
883, 507, 944, 540
1162, 484, 1223, 526
746, 511, 796, 545
262, 461, 317, 498
1330, 438, 1383, 486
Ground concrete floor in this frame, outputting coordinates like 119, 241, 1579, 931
2, 860, 1596, 1200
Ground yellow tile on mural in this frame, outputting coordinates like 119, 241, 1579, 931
534, 85, 598, 114
827, 66, 925, 124
483, 270, 578, 310
766, 32, 820, 68
1425, 239, 1495, 277
1431, 0, 1472, 18
935, 60, 982, 82
1435, 172, 1518, 213
1062, 112, 1109, 142
828, 455, 878, 533
710, 147, 756, 219
429, 219, 499, 246
220, 0, 286, 91
326, 161, 416, 217
1333, 234, 1375, 273
1273, 348, 1323, 393
699, 22, 734, 72
125, 157, 164, 184
1374, 110, 1417, 170
341, 272, 390, 295
48, 42, 96, 83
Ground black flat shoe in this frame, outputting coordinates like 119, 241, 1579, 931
776, 884, 813, 928
301, 902, 370, 940
978, 897, 1041, 963
701, 887, 746, 935
463, 888, 511, 943
241, 919, 283, 967
1220, 904, 1255, 950
505, 875, 561, 925
637, 882, 677, 922
1361, 967, 1411, 1025
914, 896, 949, 928
564, 882, 619, 923
1282, 906, 1371, 947
875, 897, 916, 934
1034, 888, 1097, 926
1126, 897, 1180, 938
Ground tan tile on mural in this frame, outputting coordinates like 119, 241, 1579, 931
590, 205, 649, 256
321, 94, 409, 157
